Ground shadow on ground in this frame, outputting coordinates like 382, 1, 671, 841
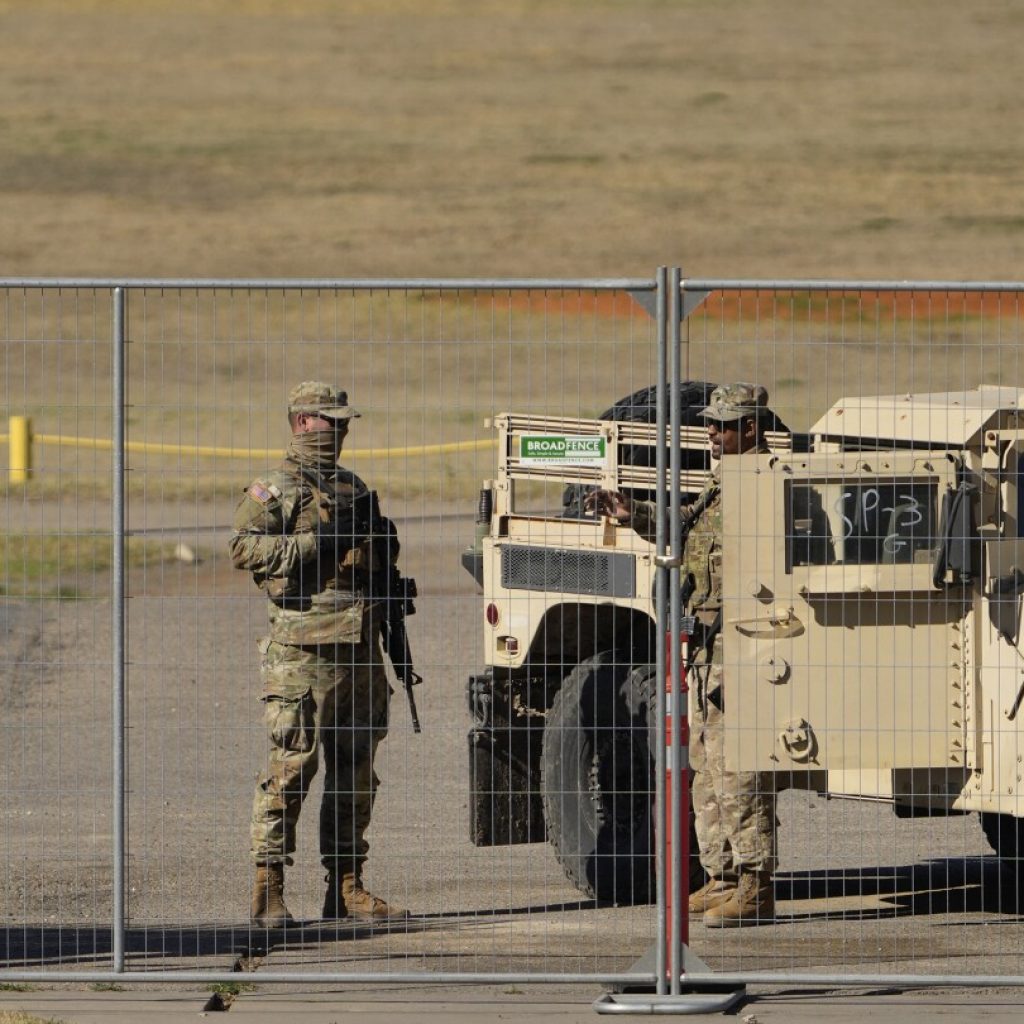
773, 854, 1022, 921
2, 858, 1020, 969
0, 899, 596, 969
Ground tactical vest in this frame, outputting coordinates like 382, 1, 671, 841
682, 480, 723, 613
681, 444, 769, 615
261, 459, 391, 645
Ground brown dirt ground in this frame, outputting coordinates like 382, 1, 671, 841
479, 289, 1024, 322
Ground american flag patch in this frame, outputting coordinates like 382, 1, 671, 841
248, 481, 275, 504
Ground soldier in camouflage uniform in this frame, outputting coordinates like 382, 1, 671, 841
587, 382, 777, 927
230, 381, 406, 927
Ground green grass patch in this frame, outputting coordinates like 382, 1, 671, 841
943, 215, 1024, 232
0, 533, 179, 598
860, 216, 901, 231
5, 474, 242, 503
525, 153, 605, 166
210, 982, 256, 996
0, 1012, 68, 1024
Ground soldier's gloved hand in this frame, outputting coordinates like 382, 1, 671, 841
316, 508, 359, 557
584, 488, 633, 522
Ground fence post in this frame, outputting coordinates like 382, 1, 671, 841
9, 415, 32, 482
668, 265, 685, 993
596, 269, 745, 1015
655, 265, 670, 996
111, 286, 127, 973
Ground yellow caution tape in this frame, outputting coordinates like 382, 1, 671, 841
15, 433, 495, 460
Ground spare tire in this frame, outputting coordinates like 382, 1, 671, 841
561, 381, 802, 518
598, 381, 720, 484
562, 381, 716, 517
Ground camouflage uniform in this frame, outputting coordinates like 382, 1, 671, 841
230, 386, 396, 874
633, 383, 777, 880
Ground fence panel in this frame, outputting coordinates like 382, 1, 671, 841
2, 276, 1024, 990
667, 281, 1024, 988
2, 287, 122, 973
1, 279, 661, 983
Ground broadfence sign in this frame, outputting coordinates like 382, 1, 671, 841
519, 434, 606, 466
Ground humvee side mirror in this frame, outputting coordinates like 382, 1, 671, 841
932, 478, 979, 588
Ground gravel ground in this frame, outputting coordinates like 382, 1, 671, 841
2, 500, 1023, 982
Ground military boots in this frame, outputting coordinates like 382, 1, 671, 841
703, 870, 774, 928
687, 876, 738, 916
322, 868, 406, 921
250, 863, 295, 928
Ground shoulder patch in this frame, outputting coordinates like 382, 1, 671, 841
247, 480, 282, 505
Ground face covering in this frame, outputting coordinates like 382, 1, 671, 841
287, 428, 344, 469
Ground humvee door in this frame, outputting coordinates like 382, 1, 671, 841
718, 451, 967, 775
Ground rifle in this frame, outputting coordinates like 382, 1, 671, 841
379, 567, 423, 733
345, 490, 423, 733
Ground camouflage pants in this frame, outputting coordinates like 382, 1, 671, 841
250, 635, 390, 868
690, 659, 777, 877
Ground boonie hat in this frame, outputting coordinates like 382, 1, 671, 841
699, 382, 769, 423
288, 380, 361, 420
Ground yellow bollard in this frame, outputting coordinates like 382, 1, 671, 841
9, 415, 32, 483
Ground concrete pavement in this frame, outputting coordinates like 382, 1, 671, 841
1, 984, 1023, 1022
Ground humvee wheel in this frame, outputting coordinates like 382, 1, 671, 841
541, 653, 653, 904
540, 653, 704, 905
980, 812, 1024, 909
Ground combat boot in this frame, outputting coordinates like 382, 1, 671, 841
687, 876, 737, 916
250, 863, 295, 928
703, 870, 774, 928
322, 868, 406, 920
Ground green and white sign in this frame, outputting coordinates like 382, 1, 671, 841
519, 435, 606, 466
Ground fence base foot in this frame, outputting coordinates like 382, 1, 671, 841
594, 944, 746, 1014
593, 990, 745, 1015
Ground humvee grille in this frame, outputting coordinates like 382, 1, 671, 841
500, 545, 636, 597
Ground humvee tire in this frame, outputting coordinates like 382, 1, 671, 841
980, 812, 1024, 910
540, 652, 704, 905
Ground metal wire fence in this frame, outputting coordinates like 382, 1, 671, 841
1, 275, 1023, 996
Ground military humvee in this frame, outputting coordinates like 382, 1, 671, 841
462, 383, 1024, 906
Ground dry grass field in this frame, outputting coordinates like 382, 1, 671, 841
3, 0, 1024, 496
2, 0, 1023, 282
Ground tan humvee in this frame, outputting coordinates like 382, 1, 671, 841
463, 387, 1024, 904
